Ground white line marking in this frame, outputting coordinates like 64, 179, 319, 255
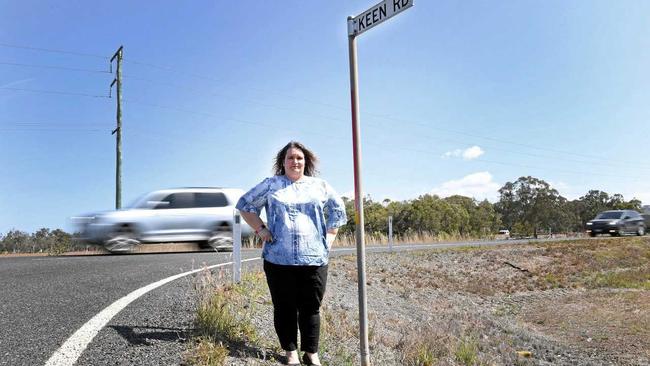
45, 257, 260, 366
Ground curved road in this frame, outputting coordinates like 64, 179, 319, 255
0, 237, 578, 365
0, 251, 263, 366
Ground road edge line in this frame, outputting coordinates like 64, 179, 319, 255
45, 257, 260, 366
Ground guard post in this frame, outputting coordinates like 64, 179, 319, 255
233, 210, 242, 284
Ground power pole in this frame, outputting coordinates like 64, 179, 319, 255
110, 46, 123, 210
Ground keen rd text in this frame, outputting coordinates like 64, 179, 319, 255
348, 0, 413, 36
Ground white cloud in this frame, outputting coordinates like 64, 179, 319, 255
430, 172, 501, 201
442, 146, 484, 160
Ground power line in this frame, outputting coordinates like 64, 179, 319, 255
119, 58, 646, 168
366, 113, 632, 165
3, 43, 645, 176
0, 61, 110, 74
0, 43, 108, 59
120, 59, 348, 111
0, 128, 104, 132
122, 74, 650, 172
0, 86, 110, 99
123, 97, 649, 182
0, 43, 640, 168
0, 122, 111, 127
123, 74, 351, 125
123, 59, 226, 84
363, 123, 650, 172
123, 98, 342, 140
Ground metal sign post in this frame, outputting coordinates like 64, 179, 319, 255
347, 2, 413, 365
233, 210, 242, 284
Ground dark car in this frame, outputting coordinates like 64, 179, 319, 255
585, 210, 646, 237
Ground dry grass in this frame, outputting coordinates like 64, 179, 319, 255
358, 237, 649, 364
185, 270, 275, 365
184, 337, 230, 366
333, 232, 498, 247
187, 236, 650, 365
362, 237, 650, 298
519, 290, 650, 360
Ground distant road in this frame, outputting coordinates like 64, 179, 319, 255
0, 237, 584, 366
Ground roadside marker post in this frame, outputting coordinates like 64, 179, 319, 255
388, 215, 393, 252
233, 210, 242, 284
347, 1, 413, 365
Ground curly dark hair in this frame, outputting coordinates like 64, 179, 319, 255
273, 141, 319, 176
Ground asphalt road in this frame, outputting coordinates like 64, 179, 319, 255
0, 250, 263, 366
0, 237, 580, 366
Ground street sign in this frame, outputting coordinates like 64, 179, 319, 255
348, 0, 413, 36
346, 1, 414, 364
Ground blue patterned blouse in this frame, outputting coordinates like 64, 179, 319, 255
236, 175, 347, 266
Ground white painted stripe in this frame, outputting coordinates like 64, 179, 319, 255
45, 257, 260, 366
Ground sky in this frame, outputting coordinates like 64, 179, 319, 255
1, 1, 650, 234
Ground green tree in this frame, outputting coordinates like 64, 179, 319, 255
444, 196, 474, 235
363, 197, 389, 235
473, 199, 501, 236
495, 176, 566, 238
31, 228, 52, 253
49, 228, 73, 253
1, 230, 30, 253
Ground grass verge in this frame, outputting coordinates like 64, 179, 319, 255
184, 270, 275, 365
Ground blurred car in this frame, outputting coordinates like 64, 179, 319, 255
585, 210, 645, 237
496, 229, 510, 240
75, 187, 253, 252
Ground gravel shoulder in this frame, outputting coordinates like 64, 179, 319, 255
184, 237, 650, 365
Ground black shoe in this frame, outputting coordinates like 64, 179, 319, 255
302, 353, 321, 366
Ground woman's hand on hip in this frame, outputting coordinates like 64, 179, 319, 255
257, 227, 273, 243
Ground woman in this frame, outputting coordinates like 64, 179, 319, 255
236, 141, 347, 366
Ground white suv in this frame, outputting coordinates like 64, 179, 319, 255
76, 187, 253, 252
497, 229, 510, 239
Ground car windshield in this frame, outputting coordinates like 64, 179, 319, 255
596, 211, 623, 220
127, 193, 162, 209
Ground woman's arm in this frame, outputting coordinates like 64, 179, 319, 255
240, 211, 264, 231
240, 211, 272, 242
326, 228, 338, 247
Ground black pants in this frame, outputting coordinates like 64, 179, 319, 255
263, 260, 328, 353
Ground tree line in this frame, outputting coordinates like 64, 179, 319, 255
2, 175, 646, 253
0, 228, 79, 254
337, 176, 645, 239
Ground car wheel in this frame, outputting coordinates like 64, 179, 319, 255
206, 224, 233, 252
588, 232, 597, 237
617, 227, 626, 237
637, 226, 646, 236
104, 225, 140, 253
